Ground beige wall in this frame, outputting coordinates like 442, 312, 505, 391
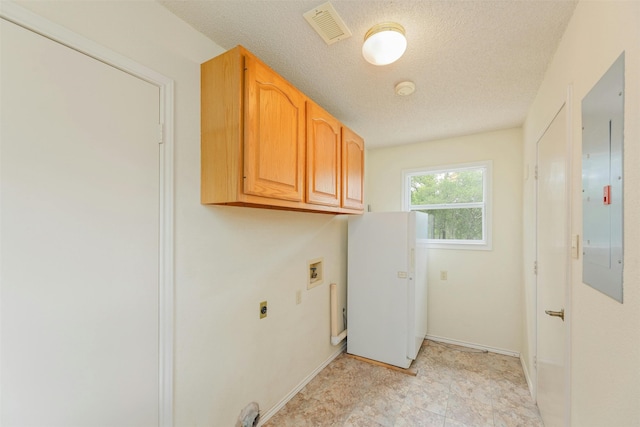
366, 128, 523, 354
12, 2, 349, 426
522, 1, 640, 425
15, 2, 640, 425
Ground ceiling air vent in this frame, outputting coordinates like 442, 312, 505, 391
303, 2, 352, 45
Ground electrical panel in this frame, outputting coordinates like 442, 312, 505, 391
581, 52, 624, 302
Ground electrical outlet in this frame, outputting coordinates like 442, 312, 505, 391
296, 290, 302, 305
440, 271, 448, 281
259, 301, 267, 319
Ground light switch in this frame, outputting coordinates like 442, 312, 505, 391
572, 234, 580, 259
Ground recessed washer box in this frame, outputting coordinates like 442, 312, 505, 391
308, 258, 324, 289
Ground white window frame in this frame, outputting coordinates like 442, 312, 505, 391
402, 160, 492, 251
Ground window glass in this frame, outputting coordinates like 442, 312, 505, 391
416, 208, 483, 240
404, 162, 491, 250
409, 169, 483, 205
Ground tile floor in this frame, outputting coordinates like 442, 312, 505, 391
262, 340, 543, 427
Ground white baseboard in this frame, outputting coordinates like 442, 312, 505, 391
520, 353, 536, 400
425, 334, 520, 358
258, 342, 346, 425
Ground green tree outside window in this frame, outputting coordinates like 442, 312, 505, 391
407, 166, 487, 243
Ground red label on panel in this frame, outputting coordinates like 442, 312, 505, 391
603, 185, 611, 205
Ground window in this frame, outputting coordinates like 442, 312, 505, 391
403, 161, 492, 250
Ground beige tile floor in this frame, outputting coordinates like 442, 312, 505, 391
263, 340, 543, 427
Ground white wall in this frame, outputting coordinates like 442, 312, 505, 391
522, 1, 640, 425
366, 128, 523, 354
10, 2, 349, 425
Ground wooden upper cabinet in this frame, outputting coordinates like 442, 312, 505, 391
244, 53, 306, 202
306, 101, 341, 207
201, 45, 244, 205
201, 45, 364, 214
342, 127, 365, 210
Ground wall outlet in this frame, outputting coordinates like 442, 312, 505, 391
259, 301, 267, 319
440, 271, 448, 281
296, 290, 302, 305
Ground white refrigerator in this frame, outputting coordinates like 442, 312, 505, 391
347, 211, 428, 369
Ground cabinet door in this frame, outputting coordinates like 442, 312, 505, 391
244, 54, 306, 202
341, 127, 365, 210
306, 101, 341, 207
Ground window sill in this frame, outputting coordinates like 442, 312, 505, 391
425, 239, 492, 251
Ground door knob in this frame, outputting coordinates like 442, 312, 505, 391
545, 308, 564, 321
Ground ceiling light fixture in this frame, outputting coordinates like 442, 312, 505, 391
362, 22, 407, 66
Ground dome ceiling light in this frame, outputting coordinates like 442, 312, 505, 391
362, 22, 407, 66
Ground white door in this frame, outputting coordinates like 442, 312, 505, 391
1, 19, 160, 426
536, 105, 570, 427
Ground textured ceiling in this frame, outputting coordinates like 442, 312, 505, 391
159, 0, 577, 149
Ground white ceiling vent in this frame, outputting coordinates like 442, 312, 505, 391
303, 2, 352, 45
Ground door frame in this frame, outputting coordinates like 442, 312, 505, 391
0, 2, 175, 425
534, 86, 573, 427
